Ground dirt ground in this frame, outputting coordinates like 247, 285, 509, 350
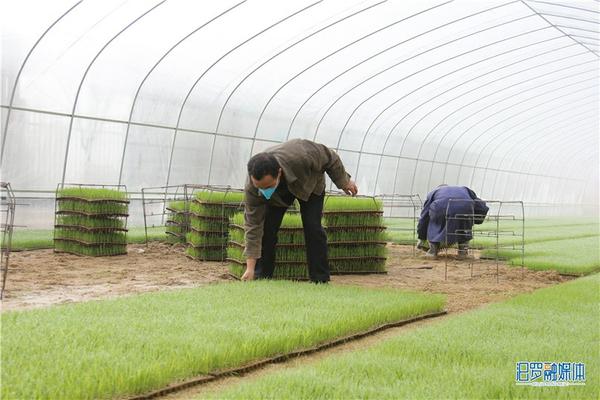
2, 242, 569, 312
2, 242, 573, 399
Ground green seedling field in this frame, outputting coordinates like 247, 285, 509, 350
1, 281, 445, 400
209, 274, 599, 399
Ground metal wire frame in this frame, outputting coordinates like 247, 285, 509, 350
1, 182, 16, 299
515, 133, 599, 206
165, 0, 323, 190
60, 0, 167, 185
416, 68, 597, 188
53, 182, 129, 255
206, 0, 391, 183
521, 129, 599, 190
470, 97, 599, 189
429, 74, 598, 186
449, 74, 598, 182
329, 12, 542, 156
185, 185, 245, 266
524, 126, 599, 178
520, 0, 600, 56
0, 103, 572, 189
140, 184, 187, 245
556, 24, 600, 35
213, 0, 387, 134
3, 1, 596, 203
525, 0, 599, 14
387, 63, 596, 195
460, 87, 599, 186
446, 86, 597, 197
284, 0, 484, 142
366, 40, 586, 193
418, 62, 596, 189
480, 107, 599, 198
305, 1, 524, 145
0, 0, 83, 163
375, 193, 422, 256
356, 37, 575, 188
371, 42, 587, 192
570, 34, 600, 42
508, 141, 598, 210
442, 199, 525, 283
117, 0, 247, 185
250, 0, 455, 155
337, 20, 551, 173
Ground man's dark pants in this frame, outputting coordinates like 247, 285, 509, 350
254, 190, 330, 283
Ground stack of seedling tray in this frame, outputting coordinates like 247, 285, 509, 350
228, 212, 310, 280
54, 185, 129, 256
323, 196, 387, 274
165, 200, 189, 244
186, 190, 244, 261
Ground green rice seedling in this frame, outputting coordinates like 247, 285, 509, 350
323, 212, 384, 227
228, 226, 245, 244
56, 215, 125, 229
165, 223, 186, 235
329, 258, 387, 273
11, 227, 164, 250
324, 196, 383, 211
54, 240, 127, 256
165, 201, 190, 243
54, 229, 126, 244
57, 199, 128, 215
209, 276, 598, 400
482, 236, 600, 275
166, 200, 187, 212
190, 217, 228, 232
167, 212, 187, 225
227, 245, 245, 262
166, 234, 183, 244
228, 262, 245, 277
276, 230, 306, 244
1, 281, 444, 400
55, 187, 129, 255
279, 213, 304, 229
275, 246, 307, 263
194, 190, 245, 205
231, 212, 245, 227
57, 187, 128, 201
190, 201, 240, 219
329, 244, 387, 259
326, 227, 387, 243
185, 246, 225, 261
127, 226, 166, 243
186, 231, 227, 247
271, 264, 309, 280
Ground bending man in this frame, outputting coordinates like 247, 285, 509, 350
241, 139, 358, 283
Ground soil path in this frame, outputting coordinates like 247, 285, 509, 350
2, 243, 568, 313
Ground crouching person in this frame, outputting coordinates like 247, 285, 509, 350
417, 185, 489, 258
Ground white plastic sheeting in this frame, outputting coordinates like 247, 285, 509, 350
1, 0, 598, 213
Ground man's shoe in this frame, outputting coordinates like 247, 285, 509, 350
417, 239, 428, 251
457, 243, 469, 259
425, 243, 439, 258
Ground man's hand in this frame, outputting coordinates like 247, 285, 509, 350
343, 180, 358, 196
241, 258, 257, 281
241, 268, 255, 281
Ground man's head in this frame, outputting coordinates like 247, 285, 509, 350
247, 152, 282, 190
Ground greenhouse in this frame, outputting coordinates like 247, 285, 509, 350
1, 0, 598, 399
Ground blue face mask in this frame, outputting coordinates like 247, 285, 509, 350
258, 176, 280, 200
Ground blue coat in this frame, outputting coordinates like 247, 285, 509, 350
417, 186, 489, 245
